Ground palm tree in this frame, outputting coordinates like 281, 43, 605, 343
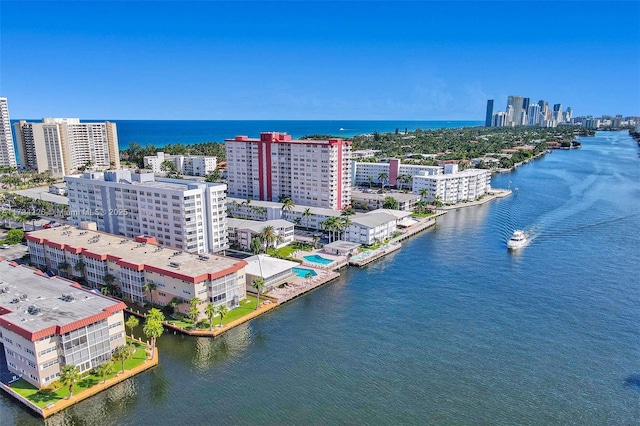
341, 216, 353, 240
73, 260, 86, 278
57, 261, 70, 276
16, 213, 29, 230
378, 172, 389, 190
0, 209, 14, 227
419, 187, 430, 202
282, 198, 295, 214
102, 273, 116, 295
143, 282, 157, 306
112, 343, 136, 373
125, 315, 139, 339
147, 307, 165, 323
188, 297, 202, 328
258, 225, 277, 251
216, 304, 229, 327
302, 207, 312, 230
144, 308, 165, 353
312, 235, 320, 249
252, 277, 265, 310
250, 236, 262, 255
97, 360, 114, 383
59, 364, 80, 398
188, 305, 200, 329
97, 361, 113, 383
205, 302, 216, 331
368, 176, 374, 189
204, 168, 222, 182
432, 195, 442, 214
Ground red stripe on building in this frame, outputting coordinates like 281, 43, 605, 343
258, 141, 265, 200
83, 251, 108, 261
265, 139, 273, 201
116, 260, 145, 271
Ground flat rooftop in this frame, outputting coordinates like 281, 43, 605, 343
245, 255, 298, 278
26, 227, 246, 282
351, 190, 420, 202
0, 260, 124, 337
227, 218, 293, 233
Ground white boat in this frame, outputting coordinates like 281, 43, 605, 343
507, 230, 527, 250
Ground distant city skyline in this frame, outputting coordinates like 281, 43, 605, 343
2, 1, 639, 120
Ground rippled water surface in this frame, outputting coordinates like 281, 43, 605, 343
2, 131, 639, 424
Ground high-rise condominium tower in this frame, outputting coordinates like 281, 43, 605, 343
226, 132, 352, 210
0, 98, 17, 167
14, 118, 120, 176
507, 96, 525, 126
485, 100, 494, 127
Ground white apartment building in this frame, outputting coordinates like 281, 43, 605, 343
27, 229, 247, 315
227, 218, 294, 251
0, 259, 126, 389
0, 98, 17, 167
226, 132, 352, 210
350, 189, 421, 212
343, 211, 399, 245
143, 152, 217, 176
412, 164, 491, 205
14, 118, 119, 176
65, 171, 228, 254
352, 158, 442, 187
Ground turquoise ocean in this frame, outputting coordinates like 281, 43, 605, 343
2, 127, 639, 424
112, 120, 483, 149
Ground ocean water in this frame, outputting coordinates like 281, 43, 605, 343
2, 131, 639, 424
112, 120, 483, 149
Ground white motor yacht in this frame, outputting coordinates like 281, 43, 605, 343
507, 230, 527, 250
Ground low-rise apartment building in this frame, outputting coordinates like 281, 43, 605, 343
143, 152, 217, 176
0, 259, 126, 389
411, 164, 491, 204
244, 255, 298, 292
227, 218, 294, 251
343, 211, 399, 245
26, 228, 247, 316
350, 189, 421, 212
65, 171, 227, 254
352, 159, 442, 187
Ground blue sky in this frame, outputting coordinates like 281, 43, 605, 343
2, 1, 639, 120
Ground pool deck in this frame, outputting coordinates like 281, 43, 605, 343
268, 268, 340, 303
295, 250, 349, 271
348, 243, 402, 267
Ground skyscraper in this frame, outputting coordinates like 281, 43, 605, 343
553, 104, 563, 122
528, 104, 541, 125
0, 98, 17, 167
507, 96, 525, 126
15, 118, 120, 176
485, 99, 494, 127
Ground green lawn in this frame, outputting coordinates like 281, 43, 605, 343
165, 296, 263, 331
411, 212, 434, 218
267, 242, 312, 258
10, 339, 148, 408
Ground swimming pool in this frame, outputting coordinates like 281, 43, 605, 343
350, 251, 372, 261
292, 267, 318, 278
303, 254, 334, 265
